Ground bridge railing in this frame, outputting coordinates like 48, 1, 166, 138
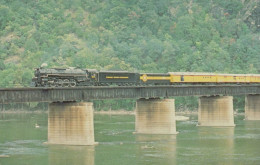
0, 85, 259, 104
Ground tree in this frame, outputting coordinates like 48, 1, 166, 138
0, 59, 5, 70
22, 69, 33, 87
0, 5, 13, 30
24, 38, 38, 52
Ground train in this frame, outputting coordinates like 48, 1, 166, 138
31, 67, 260, 87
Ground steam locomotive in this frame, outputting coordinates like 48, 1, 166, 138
32, 67, 260, 87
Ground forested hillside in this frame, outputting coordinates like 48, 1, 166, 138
0, 0, 259, 110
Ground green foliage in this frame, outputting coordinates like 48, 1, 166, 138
94, 99, 135, 111
0, 67, 15, 87
21, 68, 33, 87
175, 96, 198, 111
0, 0, 259, 111
0, 59, 5, 70
0, 5, 13, 31
233, 96, 245, 113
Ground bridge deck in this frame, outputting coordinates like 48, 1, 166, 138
0, 85, 259, 103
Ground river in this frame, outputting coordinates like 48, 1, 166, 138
0, 112, 260, 165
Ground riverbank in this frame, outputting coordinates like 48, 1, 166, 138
0, 109, 196, 114
0, 110, 191, 121
0, 109, 244, 117
95, 110, 135, 115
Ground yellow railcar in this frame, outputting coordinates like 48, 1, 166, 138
217, 74, 246, 83
140, 73, 171, 84
169, 72, 217, 83
169, 72, 260, 84
139, 72, 260, 85
249, 75, 260, 83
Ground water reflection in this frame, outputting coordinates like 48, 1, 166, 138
135, 134, 177, 165
235, 120, 260, 164
243, 120, 260, 142
243, 120, 260, 133
197, 127, 234, 165
48, 145, 95, 165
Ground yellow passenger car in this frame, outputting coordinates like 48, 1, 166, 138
168, 72, 260, 84
169, 72, 217, 83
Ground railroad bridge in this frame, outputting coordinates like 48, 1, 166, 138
1, 85, 260, 145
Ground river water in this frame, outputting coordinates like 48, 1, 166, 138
0, 113, 260, 165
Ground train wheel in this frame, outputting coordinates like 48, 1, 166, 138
62, 79, 69, 87
55, 82, 59, 87
70, 80, 76, 87
57, 79, 63, 87
52, 80, 59, 87
50, 83, 56, 87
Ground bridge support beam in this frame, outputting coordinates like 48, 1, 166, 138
198, 96, 235, 127
48, 102, 96, 145
245, 95, 260, 120
135, 98, 178, 134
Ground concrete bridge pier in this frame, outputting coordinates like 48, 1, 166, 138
135, 98, 178, 134
198, 96, 235, 127
48, 102, 96, 145
245, 95, 260, 120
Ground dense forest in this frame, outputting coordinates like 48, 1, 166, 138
0, 0, 259, 111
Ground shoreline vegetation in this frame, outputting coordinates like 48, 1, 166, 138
0, 109, 244, 116
0, 109, 192, 121
0, 109, 196, 114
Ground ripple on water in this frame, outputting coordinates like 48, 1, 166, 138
178, 120, 198, 125
235, 134, 260, 139
98, 129, 134, 136
0, 119, 17, 122
110, 121, 135, 125
0, 140, 47, 156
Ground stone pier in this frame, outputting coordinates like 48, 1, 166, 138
48, 102, 96, 145
198, 96, 235, 127
245, 95, 260, 120
135, 98, 178, 134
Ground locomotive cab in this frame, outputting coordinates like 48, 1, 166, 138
86, 69, 98, 85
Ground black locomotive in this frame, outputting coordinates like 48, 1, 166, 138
32, 67, 139, 87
